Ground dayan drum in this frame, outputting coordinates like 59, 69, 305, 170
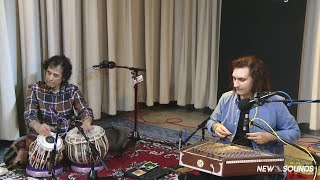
65, 125, 109, 166
28, 134, 64, 170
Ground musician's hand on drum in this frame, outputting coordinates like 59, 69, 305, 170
214, 123, 231, 138
81, 116, 92, 133
34, 123, 54, 136
246, 132, 277, 144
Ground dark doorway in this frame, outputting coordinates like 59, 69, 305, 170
218, 0, 307, 117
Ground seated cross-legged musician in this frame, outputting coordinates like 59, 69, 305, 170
206, 56, 301, 180
4, 55, 93, 174
25, 55, 92, 138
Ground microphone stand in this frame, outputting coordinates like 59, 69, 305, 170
48, 121, 61, 180
181, 118, 209, 146
201, 127, 206, 141
252, 97, 320, 180
75, 124, 109, 179
112, 65, 145, 142
265, 98, 320, 103
131, 68, 141, 142
93, 61, 146, 142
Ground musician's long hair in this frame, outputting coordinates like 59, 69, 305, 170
230, 55, 271, 93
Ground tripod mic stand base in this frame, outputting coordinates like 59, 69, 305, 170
130, 131, 140, 142
71, 162, 104, 174
87, 169, 98, 180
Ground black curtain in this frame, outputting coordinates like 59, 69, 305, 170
218, 0, 307, 117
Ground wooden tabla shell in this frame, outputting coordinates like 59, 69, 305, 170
28, 134, 64, 169
64, 125, 109, 165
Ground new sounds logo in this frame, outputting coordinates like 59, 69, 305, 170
257, 165, 314, 173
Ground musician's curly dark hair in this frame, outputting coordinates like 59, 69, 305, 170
43, 55, 72, 83
230, 55, 271, 93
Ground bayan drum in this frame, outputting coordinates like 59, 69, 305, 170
26, 133, 64, 177
65, 125, 109, 173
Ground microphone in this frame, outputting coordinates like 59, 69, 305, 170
238, 91, 278, 111
73, 121, 83, 129
92, 60, 116, 68
238, 98, 254, 111
178, 130, 182, 151
243, 112, 249, 132
48, 149, 56, 174
70, 119, 83, 130
103, 61, 116, 68
48, 107, 59, 175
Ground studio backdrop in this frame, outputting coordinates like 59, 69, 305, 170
1, 0, 320, 141
0, 0, 221, 140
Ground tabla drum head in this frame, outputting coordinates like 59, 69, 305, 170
65, 125, 105, 144
36, 133, 63, 151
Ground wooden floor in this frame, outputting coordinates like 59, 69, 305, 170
114, 103, 212, 137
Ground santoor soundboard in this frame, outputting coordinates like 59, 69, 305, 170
179, 140, 285, 177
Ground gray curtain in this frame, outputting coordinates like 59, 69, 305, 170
0, 0, 221, 140
297, 0, 320, 130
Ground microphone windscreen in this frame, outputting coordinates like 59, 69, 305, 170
73, 121, 83, 127
107, 61, 116, 68
238, 98, 252, 111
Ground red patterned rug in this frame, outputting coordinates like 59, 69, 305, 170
285, 134, 320, 180
0, 137, 181, 180
1, 133, 319, 179
96, 138, 180, 179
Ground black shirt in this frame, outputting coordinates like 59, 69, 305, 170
233, 110, 252, 148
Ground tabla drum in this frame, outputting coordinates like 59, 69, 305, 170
26, 133, 64, 177
65, 125, 109, 173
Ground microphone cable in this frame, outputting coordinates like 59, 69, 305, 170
250, 107, 318, 180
